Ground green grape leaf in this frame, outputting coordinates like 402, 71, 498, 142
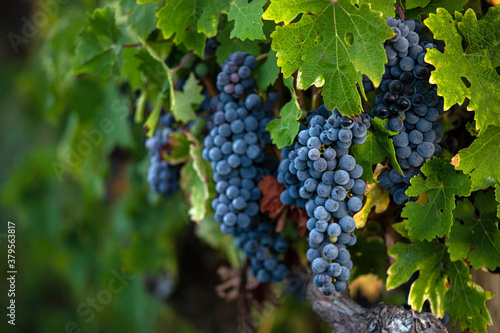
488, 44, 500, 68
496, 183, 500, 218
170, 73, 205, 123
135, 90, 147, 123
163, 132, 191, 165
266, 77, 301, 148
459, 5, 500, 53
156, 0, 230, 56
228, 0, 267, 41
387, 239, 448, 317
263, 0, 393, 116
72, 7, 122, 77
144, 93, 166, 137
351, 117, 403, 182
121, 48, 142, 91
392, 221, 409, 238
405, 0, 430, 9
215, 21, 261, 65
406, 0, 467, 19
445, 260, 494, 333
424, 8, 500, 132
126, 2, 158, 38
402, 158, 472, 241
447, 191, 500, 270
180, 134, 213, 222
256, 50, 280, 89
351, 0, 395, 17
136, 49, 168, 89
454, 126, 500, 191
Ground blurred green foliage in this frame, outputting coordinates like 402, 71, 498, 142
0, 1, 329, 332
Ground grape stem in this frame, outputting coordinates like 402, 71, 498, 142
171, 51, 195, 72
121, 39, 170, 49
311, 86, 321, 110
256, 53, 269, 61
292, 72, 307, 110
395, 4, 405, 20
201, 75, 218, 98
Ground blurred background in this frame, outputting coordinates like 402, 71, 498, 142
0, 1, 498, 333
0, 1, 329, 332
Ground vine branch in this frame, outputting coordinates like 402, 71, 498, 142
395, 4, 405, 20
306, 279, 447, 333
171, 51, 195, 72
121, 39, 170, 49
256, 53, 269, 61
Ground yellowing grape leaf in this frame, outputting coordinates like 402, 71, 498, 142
228, 0, 267, 41
387, 238, 448, 317
263, 0, 393, 116
445, 260, 494, 333
180, 134, 213, 222
353, 183, 389, 228
447, 191, 500, 270
454, 126, 500, 191
156, 0, 230, 56
402, 158, 472, 241
424, 7, 500, 132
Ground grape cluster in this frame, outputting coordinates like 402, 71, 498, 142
145, 113, 182, 196
365, 17, 446, 205
279, 106, 371, 295
202, 52, 288, 282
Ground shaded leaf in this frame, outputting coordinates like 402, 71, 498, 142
447, 191, 500, 270
406, 0, 467, 19
454, 126, 500, 191
215, 21, 261, 65
445, 260, 494, 333
496, 183, 500, 218
156, 0, 230, 56
402, 158, 472, 241
351, 117, 403, 182
72, 7, 122, 77
405, 0, 430, 9
387, 239, 448, 317
256, 50, 280, 89
126, 2, 158, 38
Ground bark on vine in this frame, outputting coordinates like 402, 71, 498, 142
306, 280, 447, 333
